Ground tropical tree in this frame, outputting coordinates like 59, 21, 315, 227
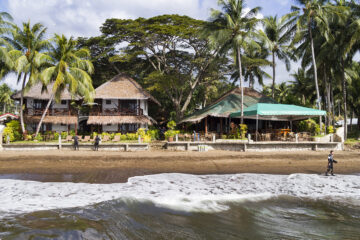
259, 13, 296, 98
0, 83, 13, 113
205, 0, 260, 123
0, 12, 14, 77
5, 21, 50, 133
291, 0, 337, 130
34, 34, 95, 137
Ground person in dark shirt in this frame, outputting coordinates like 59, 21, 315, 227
325, 150, 337, 176
94, 135, 100, 151
73, 135, 79, 151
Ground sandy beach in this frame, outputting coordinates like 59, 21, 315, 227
0, 150, 359, 183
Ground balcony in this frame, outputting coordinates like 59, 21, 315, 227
25, 108, 77, 116
89, 107, 143, 116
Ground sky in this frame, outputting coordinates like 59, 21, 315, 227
0, 0, 298, 90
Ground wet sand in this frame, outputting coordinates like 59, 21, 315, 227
0, 150, 359, 183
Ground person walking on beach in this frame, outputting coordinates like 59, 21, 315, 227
94, 135, 100, 151
325, 150, 337, 176
73, 135, 79, 151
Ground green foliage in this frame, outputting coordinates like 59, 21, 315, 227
24, 134, 32, 141
166, 121, 176, 130
327, 126, 334, 134
91, 132, 98, 138
147, 129, 159, 140
61, 131, 68, 139
239, 124, 248, 139
221, 135, 227, 139
126, 133, 137, 140
3, 120, 22, 142
54, 132, 60, 139
298, 119, 318, 134
120, 134, 127, 141
164, 130, 179, 139
136, 128, 146, 138
34, 134, 43, 141
69, 130, 76, 136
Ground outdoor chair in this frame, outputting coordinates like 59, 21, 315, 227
82, 136, 91, 142
112, 135, 121, 142
102, 135, 110, 142
63, 135, 73, 142
77, 136, 83, 141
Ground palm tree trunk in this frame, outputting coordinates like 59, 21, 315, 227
19, 73, 27, 134
237, 47, 244, 124
341, 57, 347, 140
34, 94, 54, 137
2, 103, 5, 113
272, 51, 276, 99
308, 23, 322, 130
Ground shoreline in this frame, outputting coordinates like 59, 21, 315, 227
0, 150, 359, 183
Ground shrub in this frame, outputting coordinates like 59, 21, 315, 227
3, 127, 15, 142
110, 133, 115, 140
147, 129, 159, 140
54, 132, 60, 140
120, 134, 127, 141
164, 130, 179, 139
126, 133, 137, 140
61, 131, 68, 139
91, 132, 98, 138
136, 128, 146, 138
143, 135, 151, 143
327, 126, 334, 134
34, 134, 43, 141
239, 124, 248, 139
24, 134, 33, 141
167, 120, 176, 130
69, 130, 76, 136
221, 134, 227, 139
321, 124, 326, 134
298, 119, 317, 134
101, 132, 110, 138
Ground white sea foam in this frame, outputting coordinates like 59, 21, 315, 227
0, 173, 359, 217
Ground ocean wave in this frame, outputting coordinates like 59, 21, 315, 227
0, 173, 359, 217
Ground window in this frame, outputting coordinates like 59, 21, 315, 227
61, 100, 67, 105
34, 100, 43, 109
106, 100, 111, 105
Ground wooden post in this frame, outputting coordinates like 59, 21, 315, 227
220, 117, 223, 135
205, 117, 208, 135
75, 122, 78, 135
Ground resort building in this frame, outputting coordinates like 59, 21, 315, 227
12, 82, 78, 133
82, 73, 160, 133
180, 87, 276, 135
13, 73, 159, 134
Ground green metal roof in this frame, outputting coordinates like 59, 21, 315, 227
230, 103, 327, 121
180, 88, 276, 123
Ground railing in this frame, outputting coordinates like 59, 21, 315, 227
89, 107, 143, 116
25, 108, 77, 116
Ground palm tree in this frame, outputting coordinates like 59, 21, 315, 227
0, 83, 13, 113
259, 13, 296, 98
291, 0, 338, 130
6, 21, 50, 133
0, 12, 14, 76
290, 68, 315, 106
205, 0, 260, 123
34, 34, 95, 137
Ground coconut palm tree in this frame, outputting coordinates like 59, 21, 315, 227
34, 34, 95, 137
0, 83, 13, 113
291, 0, 338, 131
205, 0, 260, 123
259, 13, 296, 98
5, 21, 51, 133
0, 12, 14, 76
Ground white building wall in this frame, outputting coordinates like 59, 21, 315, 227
103, 124, 118, 132
52, 124, 68, 132
140, 99, 148, 116
102, 99, 117, 112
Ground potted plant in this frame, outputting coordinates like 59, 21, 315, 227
165, 120, 178, 142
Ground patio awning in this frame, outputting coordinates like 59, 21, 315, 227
229, 103, 327, 121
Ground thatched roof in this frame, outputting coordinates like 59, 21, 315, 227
25, 116, 78, 125
180, 87, 276, 123
87, 115, 155, 125
95, 73, 160, 105
12, 82, 76, 100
